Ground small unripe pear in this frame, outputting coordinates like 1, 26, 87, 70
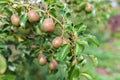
11, 14, 20, 26
62, 39, 69, 44
52, 37, 63, 48
38, 54, 47, 66
28, 10, 39, 22
85, 3, 93, 12
49, 59, 58, 70
42, 18, 55, 33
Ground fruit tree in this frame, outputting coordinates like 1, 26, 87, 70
0, 0, 111, 80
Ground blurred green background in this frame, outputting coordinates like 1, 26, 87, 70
82, 0, 120, 80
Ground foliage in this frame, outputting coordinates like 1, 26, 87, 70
0, 0, 111, 80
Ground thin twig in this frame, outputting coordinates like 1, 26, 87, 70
0, 14, 6, 18
35, 8, 46, 13
48, 14, 64, 29
12, 2, 30, 7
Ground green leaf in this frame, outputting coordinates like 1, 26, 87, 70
88, 55, 98, 66
56, 44, 70, 61
80, 73, 92, 80
35, 25, 41, 35
48, 6, 57, 17
0, 33, 7, 38
0, 44, 7, 49
20, 13, 28, 28
5, 36, 15, 42
77, 39, 89, 47
2, 26, 11, 31
74, 43, 83, 55
70, 64, 80, 80
86, 35, 100, 46
0, 54, 7, 74
78, 25, 87, 32
0, 74, 16, 80
0, 0, 13, 3
18, 27, 30, 35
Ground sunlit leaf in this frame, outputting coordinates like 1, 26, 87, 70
80, 73, 92, 80
0, 54, 7, 74
77, 39, 89, 47
78, 25, 87, 32
20, 13, 27, 28
70, 64, 80, 80
56, 44, 70, 61
74, 43, 83, 55
86, 34, 100, 46
88, 55, 98, 66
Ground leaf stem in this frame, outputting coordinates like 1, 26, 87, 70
48, 14, 64, 29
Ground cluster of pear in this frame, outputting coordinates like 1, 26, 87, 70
11, 9, 69, 70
